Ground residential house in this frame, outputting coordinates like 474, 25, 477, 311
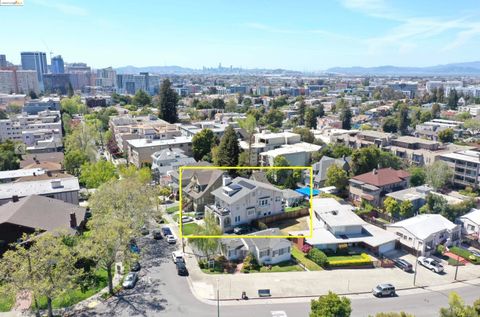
183, 169, 224, 213
386, 214, 461, 255
0, 195, 86, 252
415, 119, 463, 141
220, 228, 291, 265
349, 168, 410, 207
206, 176, 284, 232
290, 198, 397, 255
259, 142, 322, 167
151, 148, 196, 183
311, 155, 350, 188
282, 189, 304, 207
458, 209, 480, 242
385, 185, 433, 212
20, 152, 64, 172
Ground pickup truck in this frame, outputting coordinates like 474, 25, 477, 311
417, 256, 444, 273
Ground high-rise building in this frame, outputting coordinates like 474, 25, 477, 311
51, 55, 65, 74
0, 69, 39, 94
20, 52, 48, 89
65, 63, 93, 90
0, 55, 7, 68
96, 67, 116, 88
0, 70, 16, 93
43, 74, 71, 94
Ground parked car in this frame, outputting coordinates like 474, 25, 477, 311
233, 224, 251, 235
182, 216, 194, 223
372, 283, 396, 297
130, 261, 141, 272
161, 227, 173, 237
122, 272, 138, 289
129, 241, 140, 254
195, 212, 204, 220
140, 226, 149, 236
152, 229, 162, 240
469, 249, 480, 258
392, 258, 413, 272
418, 256, 444, 273
166, 235, 177, 244
176, 261, 188, 276
172, 251, 184, 263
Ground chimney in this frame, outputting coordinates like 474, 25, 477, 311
70, 212, 77, 228
372, 169, 377, 175
223, 175, 232, 187
12, 195, 19, 203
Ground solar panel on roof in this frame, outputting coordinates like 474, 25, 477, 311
238, 180, 255, 190
228, 184, 242, 191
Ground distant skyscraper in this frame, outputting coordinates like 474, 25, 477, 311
20, 52, 48, 89
0, 55, 7, 68
51, 55, 65, 74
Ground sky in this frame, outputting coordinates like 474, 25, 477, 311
2, 0, 480, 71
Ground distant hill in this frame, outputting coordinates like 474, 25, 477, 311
326, 61, 480, 76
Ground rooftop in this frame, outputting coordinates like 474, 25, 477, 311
387, 214, 458, 240
0, 177, 80, 200
127, 136, 192, 148
351, 168, 410, 187
460, 208, 480, 225
312, 198, 364, 228
0, 168, 46, 181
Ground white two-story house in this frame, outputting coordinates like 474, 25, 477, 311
206, 176, 284, 232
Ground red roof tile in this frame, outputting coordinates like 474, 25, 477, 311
352, 168, 410, 187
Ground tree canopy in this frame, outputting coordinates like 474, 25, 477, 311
214, 126, 240, 167
157, 79, 178, 123
192, 128, 217, 161
310, 291, 352, 317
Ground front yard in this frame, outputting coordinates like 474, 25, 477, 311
291, 247, 323, 271
182, 223, 201, 236
166, 204, 179, 214
0, 291, 14, 312
250, 260, 303, 273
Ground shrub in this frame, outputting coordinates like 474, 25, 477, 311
436, 244, 446, 255
258, 222, 268, 230
242, 253, 259, 271
307, 248, 328, 267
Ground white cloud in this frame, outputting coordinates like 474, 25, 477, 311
31, 0, 88, 16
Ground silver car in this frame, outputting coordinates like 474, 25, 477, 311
122, 272, 138, 289
372, 283, 395, 297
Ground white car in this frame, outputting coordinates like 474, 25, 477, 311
166, 235, 177, 244
172, 251, 184, 263
418, 256, 444, 273
181, 216, 194, 223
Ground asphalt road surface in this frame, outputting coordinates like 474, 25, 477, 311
78, 235, 480, 317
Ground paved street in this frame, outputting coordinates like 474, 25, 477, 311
73, 229, 480, 317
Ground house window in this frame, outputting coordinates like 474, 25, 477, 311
467, 224, 475, 231
259, 198, 269, 206
247, 208, 255, 216
259, 250, 270, 258
234, 215, 241, 223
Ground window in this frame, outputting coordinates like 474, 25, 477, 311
234, 215, 241, 223
259, 250, 270, 258
247, 208, 255, 216
259, 198, 269, 206
275, 196, 281, 202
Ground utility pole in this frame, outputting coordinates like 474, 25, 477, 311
413, 248, 420, 286
454, 254, 460, 280
217, 279, 220, 317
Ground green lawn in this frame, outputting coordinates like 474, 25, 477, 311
291, 247, 323, 271
182, 223, 201, 235
285, 205, 306, 213
327, 254, 365, 262
166, 205, 179, 214
37, 269, 108, 309
0, 290, 14, 312
449, 247, 480, 264
258, 261, 303, 272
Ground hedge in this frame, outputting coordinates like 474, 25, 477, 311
449, 247, 480, 265
327, 253, 372, 268
307, 248, 328, 267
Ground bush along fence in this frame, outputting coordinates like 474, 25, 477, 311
304, 246, 374, 269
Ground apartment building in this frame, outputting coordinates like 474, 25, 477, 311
438, 149, 480, 189
0, 110, 63, 152
0, 69, 40, 95
415, 119, 463, 141
109, 115, 182, 153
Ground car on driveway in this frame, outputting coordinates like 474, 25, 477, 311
176, 261, 188, 276
392, 258, 413, 272
122, 272, 138, 289
372, 283, 396, 297
418, 256, 444, 273
140, 226, 149, 236
195, 212, 204, 220
172, 251, 184, 263
181, 216, 194, 223
166, 235, 177, 244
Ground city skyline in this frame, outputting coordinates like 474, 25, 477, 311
1, 0, 480, 71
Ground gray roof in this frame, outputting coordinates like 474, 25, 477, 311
0, 176, 80, 200
282, 188, 304, 199
386, 185, 432, 201
243, 228, 288, 250
211, 177, 282, 204
184, 169, 224, 199
0, 195, 86, 233
313, 156, 350, 184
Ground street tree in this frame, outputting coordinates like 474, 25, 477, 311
398, 104, 410, 135
305, 107, 317, 129
340, 105, 352, 130
310, 291, 352, 317
187, 214, 221, 259
192, 128, 217, 161
158, 79, 178, 123
382, 117, 398, 133
64, 149, 89, 176
79, 160, 117, 188
440, 292, 478, 317
211, 98, 225, 109
409, 166, 426, 186
383, 197, 400, 218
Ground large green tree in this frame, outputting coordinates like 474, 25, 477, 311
325, 164, 349, 192
238, 114, 257, 166
409, 166, 426, 186
214, 126, 240, 167
438, 128, 455, 143
447, 89, 459, 110
132, 89, 152, 107
425, 161, 453, 190
340, 105, 352, 130
192, 128, 217, 161
293, 127, 315, 143
440, 292, 478, 317
310, 291, 352, 317
305, 107, 317, 129
351, 146, 403, 175
0, 140, 21, 171
382, 117, 398, 133
398, 104, 410, 135
79, 160, 118, 188
157, 79, 178, 123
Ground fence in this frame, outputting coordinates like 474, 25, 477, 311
253, 207, 310, 226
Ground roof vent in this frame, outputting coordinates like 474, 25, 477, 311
331, 210, 338, 215
372, 169, 377, 175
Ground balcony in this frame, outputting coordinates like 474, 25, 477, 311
206, 204, 231, 216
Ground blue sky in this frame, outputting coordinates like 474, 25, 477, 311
2, 0, 480, 70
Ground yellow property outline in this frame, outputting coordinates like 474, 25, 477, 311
178, 165, 313, 239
